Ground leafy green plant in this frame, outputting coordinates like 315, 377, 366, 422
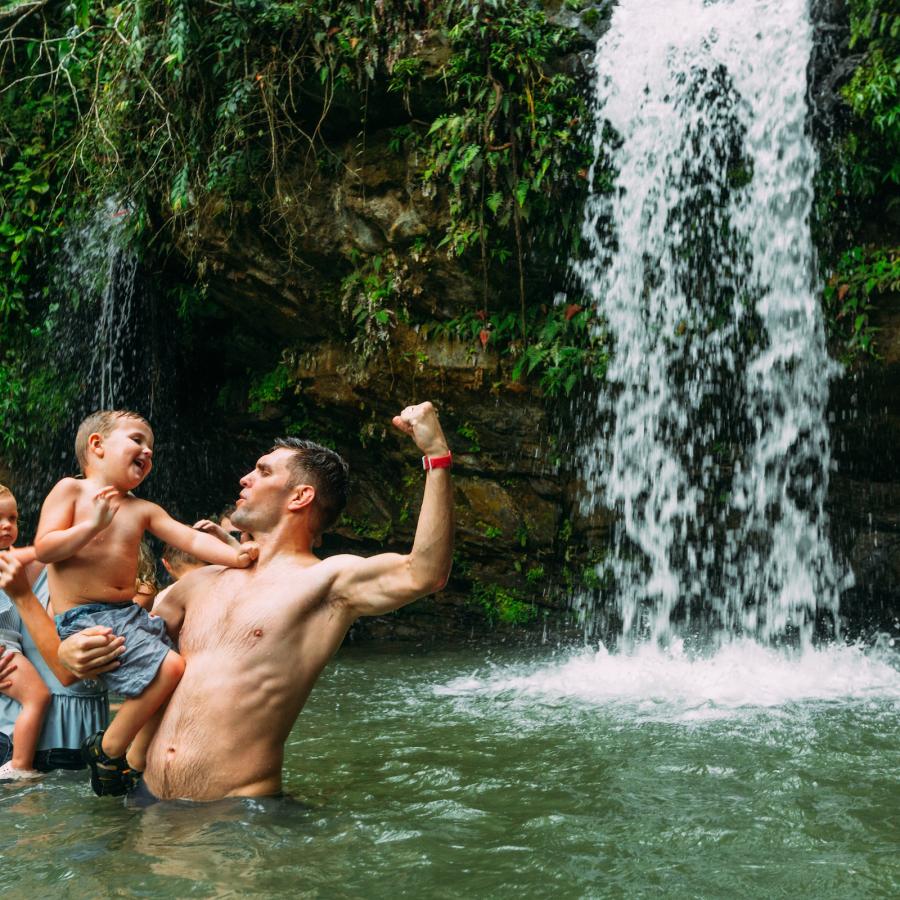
426, 302, 608, 397
471, 581, 536, 625
247, 362, 293, 412
842, 1, 900, 195
341, 252, 400, 359
824, 246, 900, 361
419, 3, 590, 337
457, 421, 481, 452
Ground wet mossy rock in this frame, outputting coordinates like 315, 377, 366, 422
172, 0, 899, 641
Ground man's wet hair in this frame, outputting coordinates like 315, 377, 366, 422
75, 409, 151, 472
272, 437, 349, 534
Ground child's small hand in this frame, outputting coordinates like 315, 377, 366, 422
91, 486, 121, 530
236, 541, 260, 567
193, 519, 238, 547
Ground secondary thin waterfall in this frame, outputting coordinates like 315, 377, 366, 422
61, 200, 142, 411
575, 0, 847, 648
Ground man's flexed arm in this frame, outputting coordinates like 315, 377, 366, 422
34, 479, 119, 563
331, 402, 453, 617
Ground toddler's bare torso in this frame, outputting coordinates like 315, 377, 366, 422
48, 480, 148, 614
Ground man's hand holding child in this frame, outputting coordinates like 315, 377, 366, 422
0, 551, 31, 601
0, 650, 16, 691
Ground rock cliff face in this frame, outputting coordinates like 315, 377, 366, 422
828, 302, 900, 636
23, 0, 879, 644
150, 0, 900, 644
154, 102, 607, 641
809, 0, 900, 636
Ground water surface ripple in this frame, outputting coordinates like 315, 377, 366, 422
2, 645, 898, 898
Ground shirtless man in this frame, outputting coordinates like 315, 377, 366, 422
0, 401, 452, 801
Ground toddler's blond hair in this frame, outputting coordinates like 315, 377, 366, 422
75, 409, 151, 472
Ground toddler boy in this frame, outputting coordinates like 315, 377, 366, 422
35, 410, 257, 795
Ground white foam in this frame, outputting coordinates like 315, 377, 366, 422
436, 642, 900, 722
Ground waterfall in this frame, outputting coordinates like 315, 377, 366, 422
575, 0, 847, 649
62, 200, 144, 413
14, 202, 169, 523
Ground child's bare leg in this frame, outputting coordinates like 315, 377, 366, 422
125, 702, 168, 773
3, 654, 51, 771
101, 650, 185, 759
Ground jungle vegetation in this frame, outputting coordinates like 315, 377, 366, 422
0, 0, 896, 445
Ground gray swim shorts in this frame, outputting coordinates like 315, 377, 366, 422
0, 628, 22, 654
56, 602, 175, 698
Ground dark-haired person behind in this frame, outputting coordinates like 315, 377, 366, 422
47, 402, 454, 802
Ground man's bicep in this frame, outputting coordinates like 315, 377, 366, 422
152, 581, 189, 640
330, 552, 416, 615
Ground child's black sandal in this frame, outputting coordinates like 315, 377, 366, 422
80, 730, 139, 797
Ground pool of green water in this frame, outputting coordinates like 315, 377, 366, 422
2, 643, 899, 898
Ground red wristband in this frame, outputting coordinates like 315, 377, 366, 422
422, 452, 452, 471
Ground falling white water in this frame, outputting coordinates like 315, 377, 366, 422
574, 0, 848, 648
61, 199, 140, 411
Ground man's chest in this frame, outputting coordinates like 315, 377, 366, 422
179, 581, 326, 655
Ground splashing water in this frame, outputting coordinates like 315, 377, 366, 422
437, 641, 900, 723
573, 0, 848, 649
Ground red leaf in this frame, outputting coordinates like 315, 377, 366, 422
475, 310, 488, 321
564, 303, 584, 321
837, 284, 850, 302
479, 328, 490, 349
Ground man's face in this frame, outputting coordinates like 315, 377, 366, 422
93, 417, 154, 490
232, 448, 297, 534
0, 495, 19, 550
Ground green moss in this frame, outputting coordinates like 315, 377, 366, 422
339, 513, 393, 542
247, 363, 293, 413
471, 581, 536, 625
457, 422, 481, 452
